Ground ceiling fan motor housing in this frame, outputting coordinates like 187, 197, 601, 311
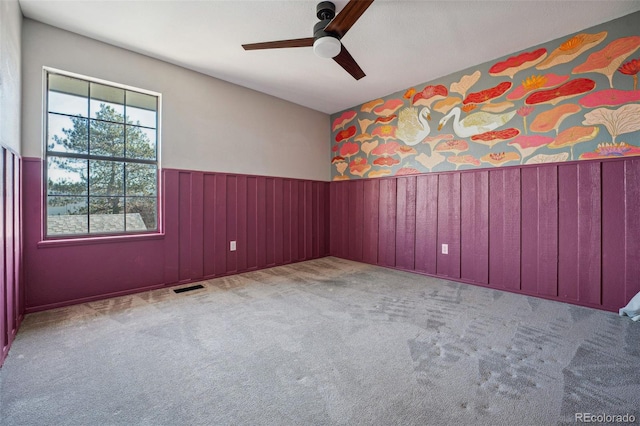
316, 1, 336, 20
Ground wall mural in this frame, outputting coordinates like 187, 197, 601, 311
330, 12, 640, 180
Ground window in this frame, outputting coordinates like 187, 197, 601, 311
45, 70, 160, 237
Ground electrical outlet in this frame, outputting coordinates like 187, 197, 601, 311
441, 243, 448, 255
230, 241, 236, 251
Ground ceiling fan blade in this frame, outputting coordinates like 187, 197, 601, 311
333, 44, 366, 80
242, 37, 314, 50
324, 0, 374, 39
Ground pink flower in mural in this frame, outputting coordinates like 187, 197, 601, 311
331, 155, 346, 164
396, 145, 418, 159
332, 144, 339, 152
396, 167, 421, 176
447, 155, 481, 170
573, 36, 640, 88
368, 169, 392, 178
358, 118, 375, 133
529, 104, 581, 135
537, 31, 607, 70
375, 115, 397, 124
450, 71, 481, 99
434, 139, 469, 155
333, 156, 348, 177
508, 135, 554, 163
471, 128, 520, 148
349, 157, 371, 177
354, 133, 373, 144
371, 125, 397, 141
618, 58, 640, 90
507, 74, 570, 101
371, 141, 400, 157
516, 106, 535, 134
361, 98, 383, 113
480, 151, 520, 166
373, 99, 404, 116
335, 125, 357, 143
339, 141, 360, 158
373, 157, 400, 167
580, 142, 640, 159
331, 110, 357, 132
463, 81, 513, 105
579, 89, 640, 108
525, 78, 595, 105
489, 48, 548, 79
413, 85, 448, 108
548, 125, 600, 160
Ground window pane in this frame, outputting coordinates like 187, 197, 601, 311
48, 113, 88, 154
89, 160, 124, 196
90, 197, 125, 233
47, 196, 88, 235
126, 126, 156, 160
48, 74, 88, 117
126, 163, 156, 196
90, 83, 124, 121
47, 157, 87, 196
126, 197, 156, 231
126, 91, 157, 128
90, 120, 124, 157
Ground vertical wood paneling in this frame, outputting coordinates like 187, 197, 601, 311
319, 183, 329, 256
226, 176, 238, 273
339, 182, 349, 259
378, 179, 397, 267
488, 168, 521, 290
625, 159, 640, 303
521, 166, 558, 296
558, 165, 579, 300
395, 176, 416, 270
178, 172, 192, 281
13, 155, 21, 334
236, 176, 248, 272
256, 177, 267, 268
283, 180, 292, 263
362, 179, 379, 264
163, 170, 180, 283
348, 181, 364, 261
461, 171, 489, 284
577, 163, 602, 305
202, 174, 216, 277
312, 183, 320, 258
415, 174, 438, 274
305, 181, 313, 260
246, 177, 258, 269
290, 180, 300, 262
601, 161, 625, 309
274, 179, 284, 265
297, 182, 306, 261
190, 173, 204, 279
214, 174, 227, 275
265, 178, 275, 266
329, 182, 338, 256
436, 173, 461, 278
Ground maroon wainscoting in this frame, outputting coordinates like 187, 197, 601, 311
330, 158, 640, 312
23, 159, 330, 312
1, 147, 22, 367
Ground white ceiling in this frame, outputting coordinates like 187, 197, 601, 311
18, 0, 640, 115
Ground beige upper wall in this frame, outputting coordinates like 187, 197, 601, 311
0, 0, 22, 154
21, 19, 330, 181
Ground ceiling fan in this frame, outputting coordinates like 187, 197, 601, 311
242, 0, 374, 80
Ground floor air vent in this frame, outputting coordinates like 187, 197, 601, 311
173, 284, 204, 294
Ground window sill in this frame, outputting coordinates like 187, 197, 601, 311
37, 232, 165, 249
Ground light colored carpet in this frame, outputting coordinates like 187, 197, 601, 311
1, 257, 639, 425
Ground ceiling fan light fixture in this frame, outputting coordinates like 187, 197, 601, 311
313, 36, 341, 58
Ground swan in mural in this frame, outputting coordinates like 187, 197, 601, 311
396, 107, 431, 146
437, 106, 517, 138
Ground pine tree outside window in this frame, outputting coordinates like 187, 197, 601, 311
45, 70, 160, 237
